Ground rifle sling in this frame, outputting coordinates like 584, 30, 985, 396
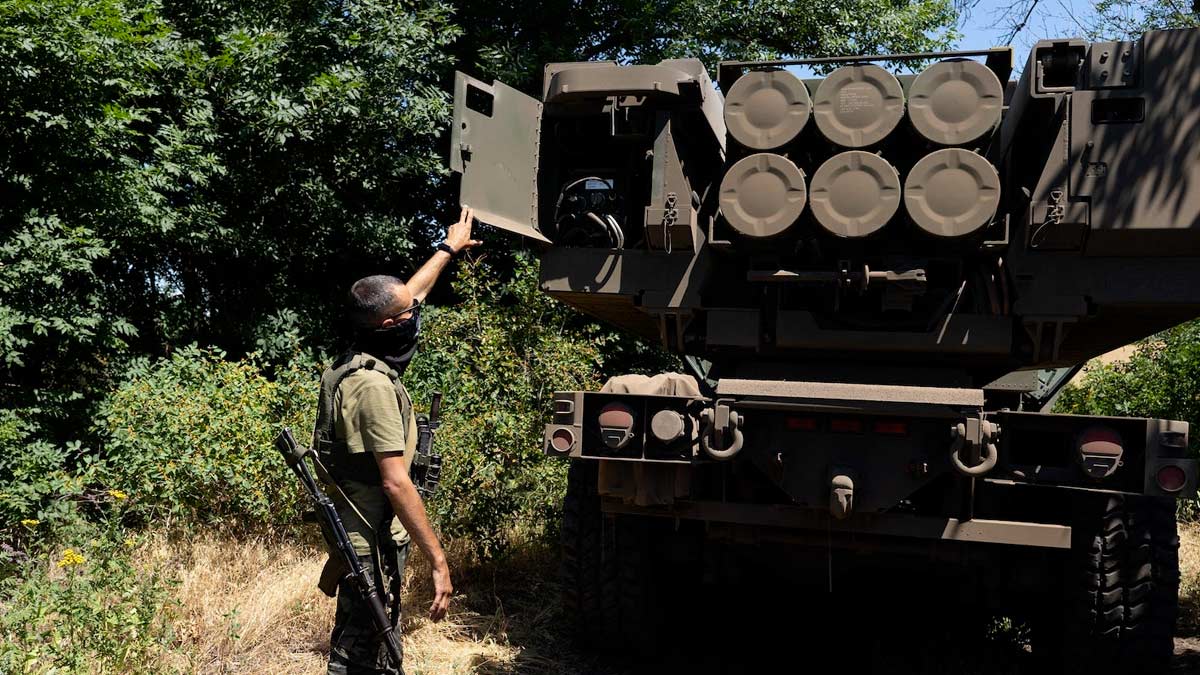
308, 450, 376, 535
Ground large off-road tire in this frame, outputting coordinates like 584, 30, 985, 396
560, 460, 604, 646
1035, 495, 1179, 674
599, 513, 662, 653
560, 460, 665, 654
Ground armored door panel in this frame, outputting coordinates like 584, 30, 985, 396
1070, 29, 1200, 256
451, 72, 549, 243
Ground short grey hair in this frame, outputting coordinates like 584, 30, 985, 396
348, 275, 403, 328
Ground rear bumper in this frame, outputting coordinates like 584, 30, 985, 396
601, 497, 1072, 549
545, 382, 1197, 502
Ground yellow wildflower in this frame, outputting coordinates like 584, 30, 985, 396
107, 489, 128, 500
20, 519, 39, 527
56, 548, 86, 568
124, 537, 137, 549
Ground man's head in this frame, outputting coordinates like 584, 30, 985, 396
348, 275, 417, 330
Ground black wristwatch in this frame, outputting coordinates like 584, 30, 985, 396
436, 242, 458, 257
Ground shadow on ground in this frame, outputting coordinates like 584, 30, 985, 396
422, 540, 1200, 675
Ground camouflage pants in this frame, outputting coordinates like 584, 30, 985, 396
328, 540, 410, 675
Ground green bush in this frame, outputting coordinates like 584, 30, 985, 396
0, 409, 107, 547
0, 509, 175, 674
10, 251, 668, 562
87, 255, 673, 553
405, 255, 611, 555
96, 346, 319, 531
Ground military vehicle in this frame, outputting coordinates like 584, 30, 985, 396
450, 27, 1200, 672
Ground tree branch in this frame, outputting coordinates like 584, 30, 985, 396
1004, 0, 1044, 44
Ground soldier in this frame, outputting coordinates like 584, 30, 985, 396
313, 207, 480, 674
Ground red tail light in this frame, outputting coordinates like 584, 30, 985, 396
1157, 465, 1187, 493
550, 428, 575, 453
786, 416, 818, 431
873, 421, 908, 435
830, 418, 863, 433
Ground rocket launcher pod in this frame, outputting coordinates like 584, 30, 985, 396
908, 59, 1004, 146
724, 69, 812, 150
451, 29, 1200, 373
809, 151, 901, 238
812, 64, 905, 147
719, 153, 808, 239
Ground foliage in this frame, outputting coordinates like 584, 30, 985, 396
0, 509, 176, 674
405, 255, 615, 554
0, 0, 460, 425
1055, 321, 1200, 437
96, 346, 319, 531
456, 0, 960, 88
0, 409, 107, 547
0, 0, 961, 481
1088, 0, 1198, 39
0, 0, 967, 664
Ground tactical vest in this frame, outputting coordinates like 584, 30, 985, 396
314, 351, 417, 485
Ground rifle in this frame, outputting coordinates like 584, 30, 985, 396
275, 427, 403, 667
411, 392, 443, 499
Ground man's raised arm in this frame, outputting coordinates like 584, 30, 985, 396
406, 207, 481, 302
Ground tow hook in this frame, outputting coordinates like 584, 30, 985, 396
700, 399, 744, 460
950, 417, 1000, 477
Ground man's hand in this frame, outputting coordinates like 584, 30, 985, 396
444, 206, 482, 253
377, 452, 454, 621
429, 560, 453, 621
407, 206, 481, 302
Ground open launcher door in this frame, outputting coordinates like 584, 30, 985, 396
450, 72, 549, 243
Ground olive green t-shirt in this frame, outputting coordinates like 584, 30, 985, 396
330, 368, 417, 555
334, 369, 416, 457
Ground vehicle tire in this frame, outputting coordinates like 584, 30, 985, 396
599, 513, 662, 654
1122, 496, 1180, 671
1034, 494, 1179, 674
560, 459, 603, 646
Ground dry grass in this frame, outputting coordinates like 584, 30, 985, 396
140, 534, 335, 673
138, 533, 592, 675
1180, 521, 1200, 635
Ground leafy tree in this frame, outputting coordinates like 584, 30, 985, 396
453, 0, 961, 88
0, 0, 960, 545
0, 0, 460, 424
0, 0, 961, 440
1088, 0, 1198, 38
404, 255, 676, 553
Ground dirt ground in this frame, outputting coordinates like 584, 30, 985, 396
152, 522, 1200, 674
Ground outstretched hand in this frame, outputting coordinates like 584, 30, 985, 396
445, 206, 482, 254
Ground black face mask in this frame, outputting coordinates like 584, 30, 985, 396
354, 310, 421, 376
